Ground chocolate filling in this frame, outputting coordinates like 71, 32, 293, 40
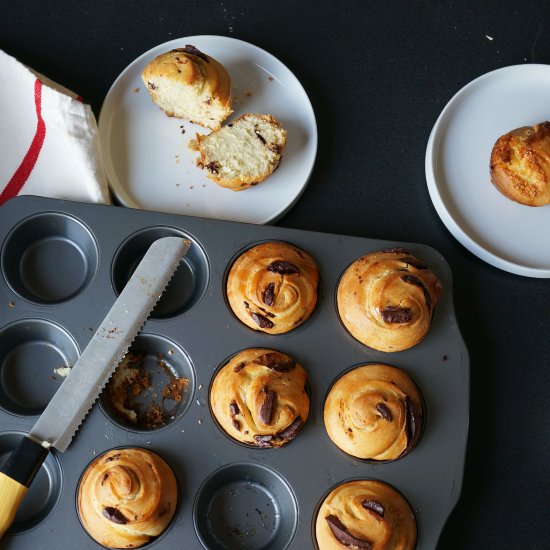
250, 311, 275, 329
382, 247, 409, 254
259, 389, 276, 425
376, 402, 393, 421
380, 305, 413, 323
362, 499, 385, 517
102, 507, 128, 525
171, 45, 209, 62
267, 260, 300, 274
401, 274, 432, 308
325, 515, 372, 549
254, 352, 296, 372
263, 282, 275, 306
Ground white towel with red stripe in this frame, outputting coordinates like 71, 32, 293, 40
0, 49, 111, 206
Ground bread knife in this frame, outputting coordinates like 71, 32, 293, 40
0, 236, 190, 538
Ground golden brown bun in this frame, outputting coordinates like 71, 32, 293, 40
141, 45, 232, 130
490, 121, 550, 206
226, 241, 319, 334
324, 364, 423, 461
78, 448, 178, 548
315, 480, 417, 550
337, 249, 442, 352
210, 348, 309, 447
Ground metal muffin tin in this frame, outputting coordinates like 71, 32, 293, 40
0, 196, 469, 550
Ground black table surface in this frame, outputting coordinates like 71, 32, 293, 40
1, 2, 549, 549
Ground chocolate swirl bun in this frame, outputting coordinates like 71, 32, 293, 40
78, 448, 178, 548
324, 364, 423, 461
337, 249, 442, 352
210, 348, 309, 447
490, 121, 550, 206
226, 241, 319, 334
315, 480, 417, 550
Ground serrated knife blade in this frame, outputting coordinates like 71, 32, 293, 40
0, 236, 190, 537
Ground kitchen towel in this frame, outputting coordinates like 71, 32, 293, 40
0, 49, 110, 206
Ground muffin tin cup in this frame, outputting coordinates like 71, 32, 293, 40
194, 462, 298, 549
0, 196, 469, 550
0, 319, 80, 416
1, 212, 99, 304
0, 431, 63, 534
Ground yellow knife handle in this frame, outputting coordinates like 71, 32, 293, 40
0, 473, 28, 537
0, 436, 49, 538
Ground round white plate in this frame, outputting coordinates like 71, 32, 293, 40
426, 64, 550, 278
98, 35, 317, 224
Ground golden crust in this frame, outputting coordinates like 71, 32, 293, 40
141, 46, 232, 129
337, 249, 441, 352
77, 448, 178, 548
210, 348, 309, 447
226, 241, 319, 334
490, 121, 550, 206
324, 364, 423, 461
315, 480, 417, 550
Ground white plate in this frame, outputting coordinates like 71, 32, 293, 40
426, 64, 550, 278
98, 35, 317, 224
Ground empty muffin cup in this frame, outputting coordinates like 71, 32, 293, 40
111, 226, 209, 319
0, 319, 80, 416
1, 212, 98, 304
0, 431, 63, 534
100, 333, 195, 432
194, 462, 298, 550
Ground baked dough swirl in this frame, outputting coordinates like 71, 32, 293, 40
490, 121, 550, 206
78, 448, 178, 548
226, 241, 319, 334
315, 480, 417, 550
210, 348, 309, 447
324, 364, 423, 461
337, 248, 442, 352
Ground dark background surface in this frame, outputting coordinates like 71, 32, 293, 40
1, 1, 549, 548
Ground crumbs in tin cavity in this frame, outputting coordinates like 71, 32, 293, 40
54, 366, 72, 378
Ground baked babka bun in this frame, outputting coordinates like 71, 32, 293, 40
323, 364, 423, 461
78, 448, 178, 548
337, 248, 442, 352
315, 480, 417, 550
210, 348, 309, 448
195, 113, 287, 190
141, 45, 232, 130
490, 121, 550, 206
226, 241, 319, 334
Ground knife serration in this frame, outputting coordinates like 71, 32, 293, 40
29, 236, 190, 452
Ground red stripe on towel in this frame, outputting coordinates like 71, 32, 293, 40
0, 79, 47, 205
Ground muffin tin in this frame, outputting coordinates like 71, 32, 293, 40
0, 196, 469, 550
